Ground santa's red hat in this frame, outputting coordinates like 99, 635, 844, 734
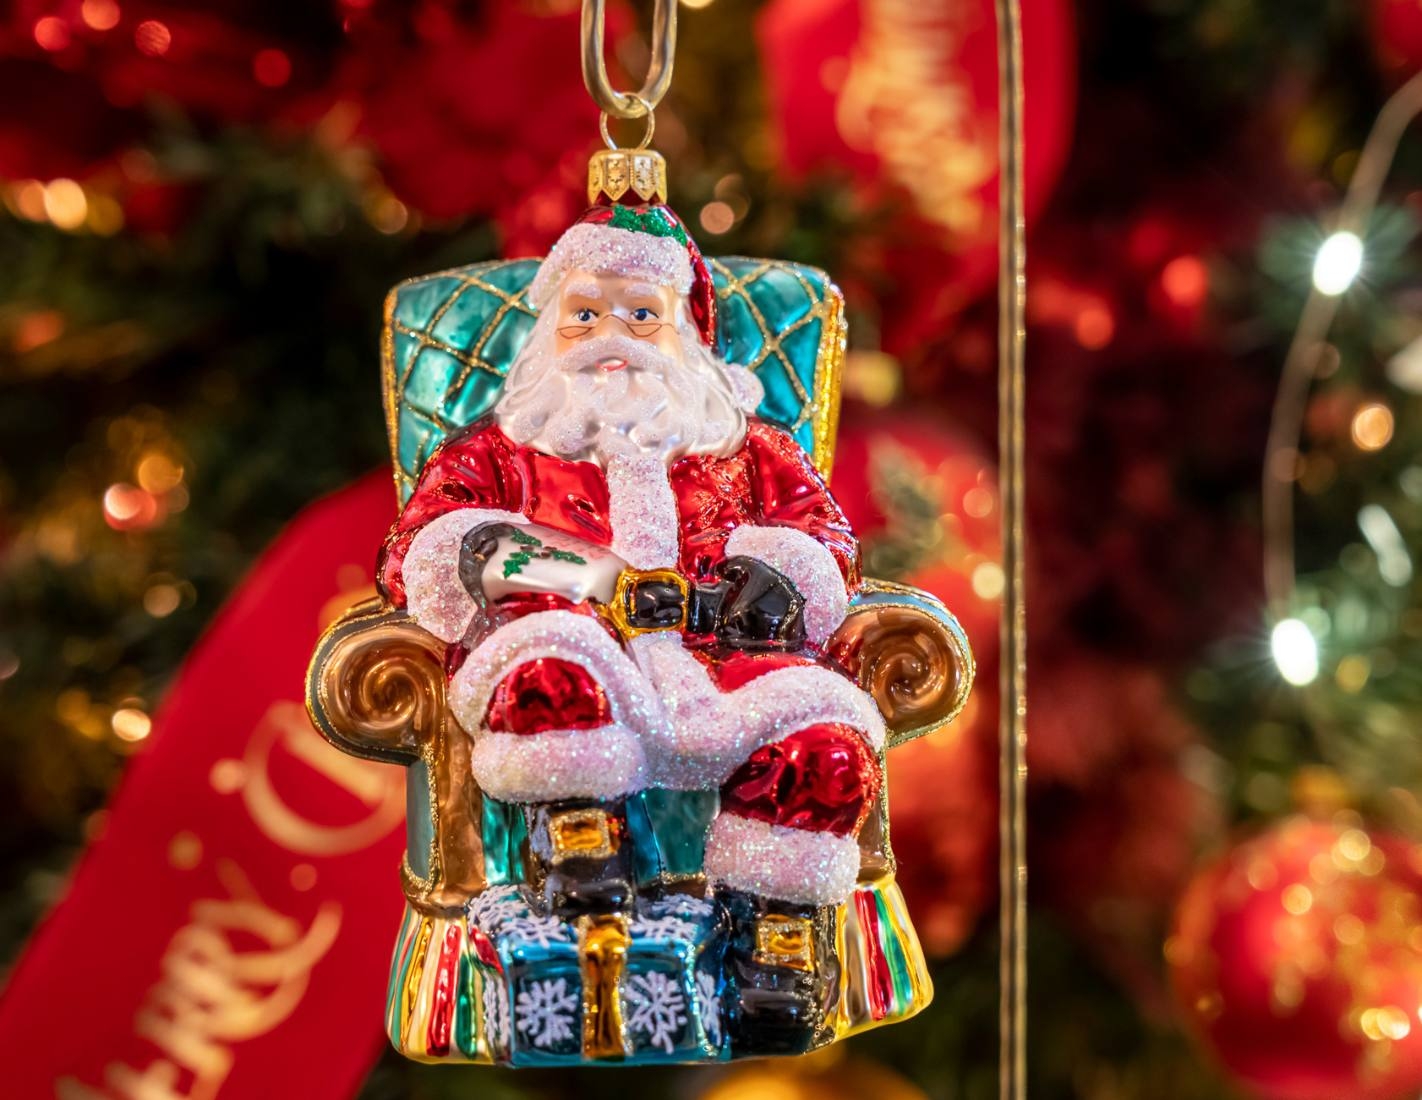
529, 203, 719, 347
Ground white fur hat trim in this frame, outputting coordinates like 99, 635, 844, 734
529, 223, 693, 310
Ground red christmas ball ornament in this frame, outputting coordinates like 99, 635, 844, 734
877, 700, 996, 956
831, 400, 999, 955
1169, 816, 1422, 1100
831, 399, 999, 649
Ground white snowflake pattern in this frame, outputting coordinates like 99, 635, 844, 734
624, 971, 688, 1054
634, 895, 714, 940
630, 913, 700, 942
515, 978, 580, 1049
467, 886, 528, 934
694, 970, 723, 1050
480, 975, 511, 1054
661, 897, 716, 921
501, 913, 573, 948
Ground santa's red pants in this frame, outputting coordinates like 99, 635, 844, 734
471, 604, 883, 907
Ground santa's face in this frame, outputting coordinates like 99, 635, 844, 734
553, 268, 683, 366
494, 266, 749, 467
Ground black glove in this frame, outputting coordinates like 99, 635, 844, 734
452, 521, 519, 641
702, 555, 807, 651
457, 521, 517, 600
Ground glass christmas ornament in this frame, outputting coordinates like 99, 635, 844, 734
306, 13, 975, 1065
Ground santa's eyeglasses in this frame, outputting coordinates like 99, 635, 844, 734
556, 313, 671, 341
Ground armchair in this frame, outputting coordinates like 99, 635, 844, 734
306, 257, 974, 1064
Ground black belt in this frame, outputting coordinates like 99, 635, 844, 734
608, 566, 745, 636
607, 568, 695, 636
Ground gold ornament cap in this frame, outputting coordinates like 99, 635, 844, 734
588, 146, 668, 206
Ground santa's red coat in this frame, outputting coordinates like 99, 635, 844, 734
377, 417, 883, 849
378, 416, 861, 606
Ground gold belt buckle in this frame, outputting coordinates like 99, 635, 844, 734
603, 567, 689, 638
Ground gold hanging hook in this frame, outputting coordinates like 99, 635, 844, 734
581, 0, 677, 120
599, 98, 656, 151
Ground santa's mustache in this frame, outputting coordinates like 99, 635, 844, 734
557, 334, 675, 375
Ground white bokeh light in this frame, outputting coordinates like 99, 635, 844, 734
1312, 231, 1364, 296
1271, 618, 1320, 686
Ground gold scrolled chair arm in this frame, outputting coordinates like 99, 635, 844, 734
306, 597, 487, 913
305, 597, 447, 764
827, 578, 976, 750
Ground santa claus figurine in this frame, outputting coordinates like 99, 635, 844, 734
376, 201, 886, 1055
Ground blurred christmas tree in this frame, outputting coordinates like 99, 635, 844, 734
5, 0, 1422, 1098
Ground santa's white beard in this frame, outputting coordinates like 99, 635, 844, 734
494, 317, 748, 466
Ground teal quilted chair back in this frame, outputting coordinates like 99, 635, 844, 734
382, 257, 847, 504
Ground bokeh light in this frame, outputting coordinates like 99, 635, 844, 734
81, 0, 121, 32
253, 48, 292, 88
1350, 402, 1394, 451
33, 17, 70, 52
1312, 231, 1363, 295
111, 707, 151, 742
134, 19, 171, 57
1271, 618, 1320, 686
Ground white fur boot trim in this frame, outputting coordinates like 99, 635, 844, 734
470, 724, 646, 802
448, 610, 667, 739
704, 814, 861, 906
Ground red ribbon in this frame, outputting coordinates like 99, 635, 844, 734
0, 474, 403, 1100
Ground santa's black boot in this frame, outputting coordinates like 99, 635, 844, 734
524, 799, 634, 918
717, 885, 840, 1056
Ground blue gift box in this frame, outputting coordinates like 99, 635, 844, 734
467, 886, 729, 1066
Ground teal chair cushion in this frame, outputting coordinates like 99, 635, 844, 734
382, 257, 845, 504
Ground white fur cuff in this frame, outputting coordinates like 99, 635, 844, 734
403, 507, 525, 642
724, 525, 849, 646
471, 725, 647, 802
704, 815, 861, 906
